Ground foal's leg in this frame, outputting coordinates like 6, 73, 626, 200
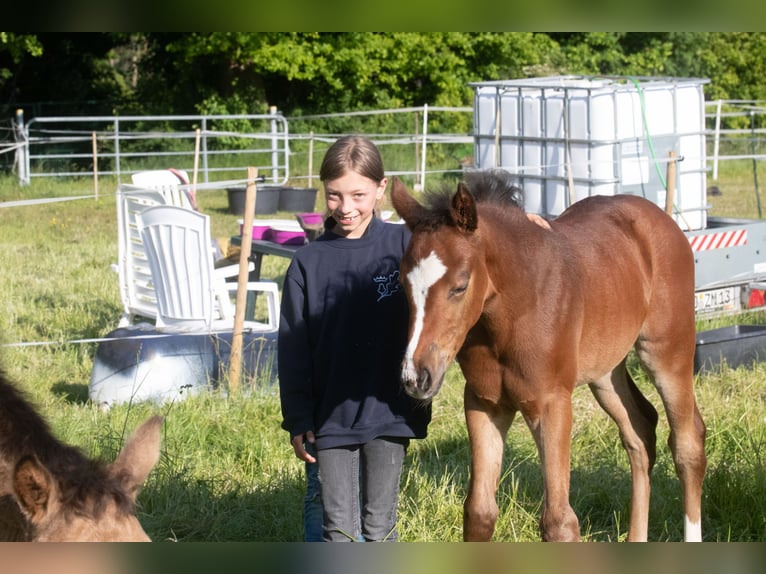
521, 392, 580, 541
637, 333, 706, 542
463, 388, 515, 541
589, 361, 658, 541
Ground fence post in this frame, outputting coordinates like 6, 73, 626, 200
752, 110, 762, 219
308, 131, 314, 188
114, 118, 121, 182
229, 167, 259, 393
712, 99, 723, 181
92, 131, 99, 199
414, 112, 420, 188
270, 106, 279, 184
193, 128, 201, 196
14, 109, 29, 186
417, 103, 429, 192
665, 150, 677, 216
201, 117, 209, 183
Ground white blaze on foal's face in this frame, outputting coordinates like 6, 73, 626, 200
403, 251, 447, 379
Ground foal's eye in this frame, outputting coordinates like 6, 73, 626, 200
449, 284, 468, 298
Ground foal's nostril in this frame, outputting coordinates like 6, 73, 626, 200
417, 368, 432, 394
401, 361, 437, 399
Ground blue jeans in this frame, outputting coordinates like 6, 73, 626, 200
304, 442, 323, 542
315, 437, 408, 542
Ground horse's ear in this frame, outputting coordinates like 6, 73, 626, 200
390, 177, 427, 230
13, 455, 55, 522
450, 182, 478, 232
109, 415, 163, 501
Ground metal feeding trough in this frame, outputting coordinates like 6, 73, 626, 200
694, 324, 766, 374
89, 325, 278, 408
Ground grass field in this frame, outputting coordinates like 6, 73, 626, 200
0, 164, 765, 542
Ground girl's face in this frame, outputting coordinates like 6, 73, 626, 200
323, 169, 387, 239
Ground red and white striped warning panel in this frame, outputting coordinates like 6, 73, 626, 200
688, 229, 748, 252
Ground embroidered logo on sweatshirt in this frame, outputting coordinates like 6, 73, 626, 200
374, 270, 402, 302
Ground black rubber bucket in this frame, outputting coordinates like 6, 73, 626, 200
227, 185, 281, 215
278, 187, 318, 212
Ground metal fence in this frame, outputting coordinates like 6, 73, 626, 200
14, 107, 290, 186
9, 100, 764, 193
11, 105, 475, 191
706, 100, 766, 178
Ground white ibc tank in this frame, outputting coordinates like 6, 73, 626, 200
472, 76, 709, 230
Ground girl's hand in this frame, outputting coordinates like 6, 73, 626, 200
291, 431, 317, 463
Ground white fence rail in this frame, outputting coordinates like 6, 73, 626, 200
9, 101, 763, 192
11, 105, 474, 191
15, 108, 289, 186
706, 99, 766, 179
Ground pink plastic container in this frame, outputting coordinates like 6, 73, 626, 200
298, 212, 324, 226
264, 222, 306, 245
239, 219, 272, 240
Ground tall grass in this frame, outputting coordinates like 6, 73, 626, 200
1, 170, 765, 542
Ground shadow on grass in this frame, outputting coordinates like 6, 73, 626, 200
51, 381, 90, 404
130, 432, 764, 543
138, 466, 306, 542
409, 434, 744, 542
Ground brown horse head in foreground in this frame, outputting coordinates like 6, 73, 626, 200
0, 368, 162, 541
391, 170, 706, 542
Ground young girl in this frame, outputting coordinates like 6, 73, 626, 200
278, 135, 431, 542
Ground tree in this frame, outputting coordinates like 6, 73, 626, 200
134, 33, 557, 116
548, 32, 766, 102
3, 33, 766, 122
1, 33, 135, 116
0, 33, 43, 112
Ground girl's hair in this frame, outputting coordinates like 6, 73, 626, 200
319, 135, 385, 184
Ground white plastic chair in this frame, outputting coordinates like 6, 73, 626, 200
136, 205, 279, 332
131, 169, 196, 210
114, 184, 249, 327
114, 185, 169, 326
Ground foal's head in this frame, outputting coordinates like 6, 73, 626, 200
391, 171, 523, 400
3, 415, 163, 542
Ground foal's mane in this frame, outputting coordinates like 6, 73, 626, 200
0, 368, 134, 517
418, 169, 524, 228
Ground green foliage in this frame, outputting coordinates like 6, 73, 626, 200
0, 33, 42, 86
4, 33, 766, 136
0, 32, 42, 61
152, 32, 557, 117
196, 93, 269, 150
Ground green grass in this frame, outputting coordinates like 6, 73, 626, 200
705, 159, 765, 220
1, 171, 765, 542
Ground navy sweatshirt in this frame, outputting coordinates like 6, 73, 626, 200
278, 217, 431, 450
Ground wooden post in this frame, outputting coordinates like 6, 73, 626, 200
414, 112, 420, 188
665, 151, 677, 216
92, 132, 98, 199
307, 131, 314, 189
229, 167, 258, 393
191, 128, 201, 210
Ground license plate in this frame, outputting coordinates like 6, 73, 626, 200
695, 286, 739, 315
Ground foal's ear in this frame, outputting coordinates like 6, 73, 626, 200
390, 177, 428, 230
13, 455, 55, 522
450, 182, 478, 232
109, 415, 163, 501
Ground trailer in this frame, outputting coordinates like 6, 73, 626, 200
470, 75, 766, 318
